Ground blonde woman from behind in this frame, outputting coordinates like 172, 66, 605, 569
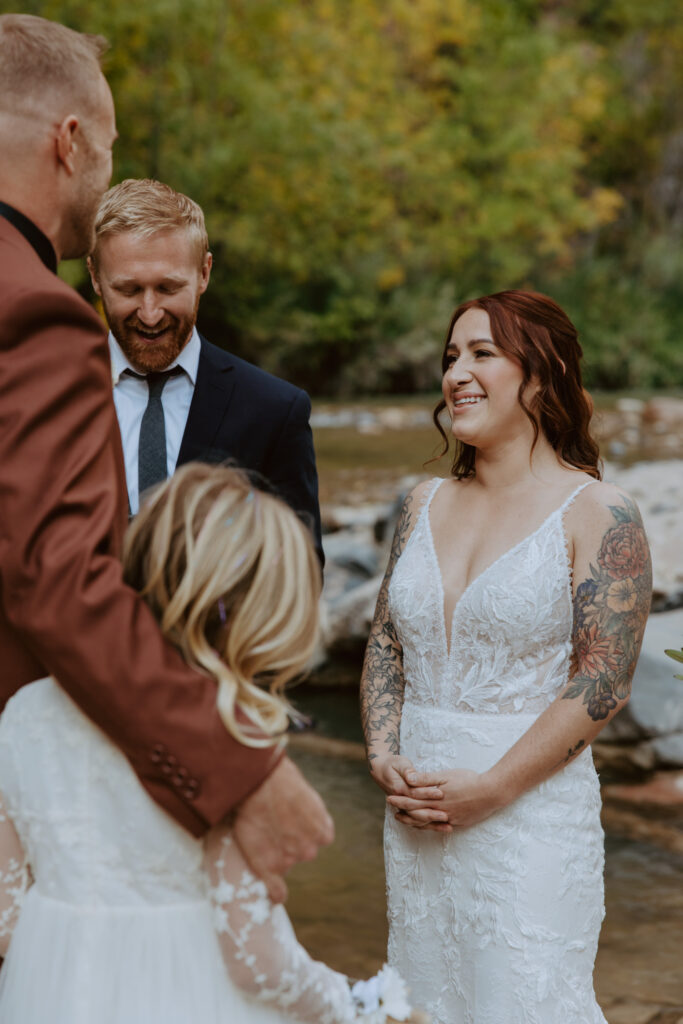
0, 464, 426, 1024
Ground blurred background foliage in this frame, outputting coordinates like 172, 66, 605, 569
8, 0, 683, 394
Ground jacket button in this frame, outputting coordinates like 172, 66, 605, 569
149, 743, 166, 764
182, 779, 199, 800
172, 767, 189, 786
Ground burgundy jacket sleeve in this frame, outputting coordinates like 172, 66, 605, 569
0, 282, 280, 837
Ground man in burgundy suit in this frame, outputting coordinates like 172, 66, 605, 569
0, 13, 332, 903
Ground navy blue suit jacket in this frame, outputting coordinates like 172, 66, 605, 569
176, 337, 323, 565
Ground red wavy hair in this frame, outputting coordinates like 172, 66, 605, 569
432, 290, 602, 479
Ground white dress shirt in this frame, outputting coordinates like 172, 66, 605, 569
109, 328, 200, 515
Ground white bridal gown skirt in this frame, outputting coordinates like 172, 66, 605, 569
0, 886, 290, 1024
385, 704, 607, 1024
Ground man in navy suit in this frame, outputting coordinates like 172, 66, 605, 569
88, 178, 323, 563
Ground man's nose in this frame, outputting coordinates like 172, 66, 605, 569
137, 292, 164, 325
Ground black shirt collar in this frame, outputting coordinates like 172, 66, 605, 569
0, 201, 57, 274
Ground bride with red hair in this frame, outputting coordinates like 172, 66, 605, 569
361, 290, 652, 1023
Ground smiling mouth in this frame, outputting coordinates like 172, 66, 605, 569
453, 395, 485, 407
132, 325, 172, 342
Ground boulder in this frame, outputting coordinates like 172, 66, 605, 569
651, 734, 683, 767
322, 574, 383, 659
322, 526, 381, 579
626, 608, 683, 737
601, 608, 683, 768
322, 502, 393, 535
604, 460, 683, 610
641, 396, 683, 429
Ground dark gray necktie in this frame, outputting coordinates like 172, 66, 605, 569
136, 367, 183, 499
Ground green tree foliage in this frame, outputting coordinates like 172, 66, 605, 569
5, 0, 682, 392
542, 0, 683, 388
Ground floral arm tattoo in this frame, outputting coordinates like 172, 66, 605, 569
360, 494, 413, 760
563, 495, 652, 723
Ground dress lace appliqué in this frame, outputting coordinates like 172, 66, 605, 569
0, 794, 29, 951
205, 830, 356, 1024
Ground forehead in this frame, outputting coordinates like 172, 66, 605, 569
97, 228, 200, 278
448, 307, 493, 347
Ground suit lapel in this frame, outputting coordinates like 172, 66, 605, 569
176, 337, 236, 466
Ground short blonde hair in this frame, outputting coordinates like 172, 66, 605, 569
122, 463, 321, 747
0, 14, 107, 118
91, 179, 209, 269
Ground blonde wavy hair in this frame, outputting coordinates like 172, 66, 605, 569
122, 463, 321, 747
91, 178, 209, 270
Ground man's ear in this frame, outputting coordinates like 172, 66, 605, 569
55, 114, 79, 175
86, 255, 101, 296
199, 251, 213, 294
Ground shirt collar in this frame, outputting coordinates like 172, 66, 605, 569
0, 201, 58, 274
109, 326, 201, 386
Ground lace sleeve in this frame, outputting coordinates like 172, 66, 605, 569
0, 790, 29, 957
203, 828, 358, 1024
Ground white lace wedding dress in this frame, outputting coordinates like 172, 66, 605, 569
0, 677, 363, 1024
384, 478, 606, 1024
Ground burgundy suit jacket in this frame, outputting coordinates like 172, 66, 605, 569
0, 215, 279, 837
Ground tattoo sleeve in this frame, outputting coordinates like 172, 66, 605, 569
563, 495, 652, 722
360, 493, 414, 760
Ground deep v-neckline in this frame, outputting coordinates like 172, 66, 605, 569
423, 478, 595, 659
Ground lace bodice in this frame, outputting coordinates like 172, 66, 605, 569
0, 679, 360, 1023
388, 478, 592, 716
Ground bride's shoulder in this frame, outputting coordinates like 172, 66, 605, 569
387, 477, 441, 556
570, 477, 641, 517
408, 476, 443, 503
401, 476, 445, 521
565, 477, 647, 546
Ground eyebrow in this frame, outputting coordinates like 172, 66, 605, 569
111, 275, 187, 288
446, 337, 496, 350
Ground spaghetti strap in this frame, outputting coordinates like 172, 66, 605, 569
558, 477, 601, 519
417, 477, 446, 518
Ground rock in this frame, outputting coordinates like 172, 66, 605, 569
641, 396, 683, 428
601, 804, 683, 855
322, 527, 381, 578
322, 562, 371, 608
615, 398, 646, 417
597, 608, 683, 772
625, 608, 683, 741
598, 608, 683, 757
604, 461, 683, 609
651, 733, 683, 767
603, 770, 683, 807
606, 1004, 668, 1024
599, 712, 642, 744
322, 575, 382, 658
322, 503, 393, 534
593, 740, 657, 778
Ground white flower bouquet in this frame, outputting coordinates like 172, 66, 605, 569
350, 965, 430, 1024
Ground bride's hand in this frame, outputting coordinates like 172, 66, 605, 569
387, 768, 504, 830
369, 754, 446, 807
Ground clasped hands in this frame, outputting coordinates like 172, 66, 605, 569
371, 755, 504, 833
